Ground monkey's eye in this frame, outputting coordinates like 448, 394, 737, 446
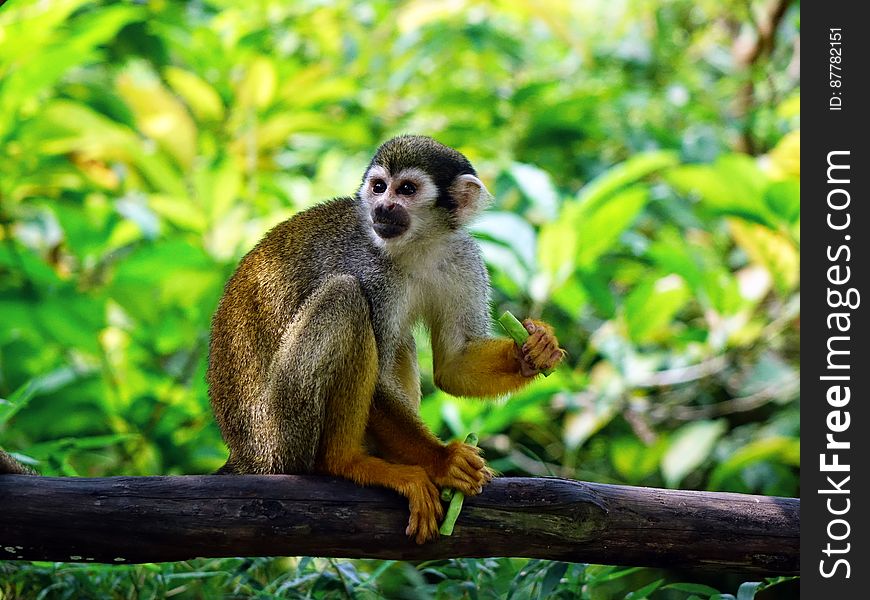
372, 179, 387, 194
397, 181, 417, 196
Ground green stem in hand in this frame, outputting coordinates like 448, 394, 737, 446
497, 311, 555, 376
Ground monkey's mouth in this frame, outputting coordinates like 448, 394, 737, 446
373, 221, 409, 239
371, 205, 410, 239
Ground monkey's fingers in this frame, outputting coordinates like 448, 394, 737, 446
522, 318, 555, 336
435, 442, 492, 495
521, 322, 564, 372
526, 336, 559, 368
522, 331, 550, 362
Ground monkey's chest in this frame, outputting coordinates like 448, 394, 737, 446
368, 274, 438, 352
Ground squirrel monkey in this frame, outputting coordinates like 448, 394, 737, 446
208, 136, 564, 543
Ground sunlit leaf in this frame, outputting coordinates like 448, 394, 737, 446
666, 154, 775, 226
148, 194, 208, 232
767, 129, 800, 179
577, 150, 678, 209
623, 274, 689, 343
661, 419, 727, 487
164, 66, 225, 122
0, 3, 143, 138
235, 56, 277, 111
563, 395, 619, 451
508, 162, 559, 222
728, 218, 799, 293
117, 63, 198, 169
471, 211, 537, 269
194, 157, 243, 223
576, 185, 648, 267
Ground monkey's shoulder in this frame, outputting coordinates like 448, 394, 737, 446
261, 197, 361, 247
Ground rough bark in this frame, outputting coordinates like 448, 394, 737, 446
0, 475, 798, 574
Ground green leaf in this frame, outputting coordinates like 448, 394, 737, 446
663, 582, 723, 595
575, 185, 648, 268
626, 578, 665, 599
117, 62, 198, 169
610, 435, 667, 483
563, 397, 619, 452
194, 157, 243, 223
148, 194, 208, 232
538, 154, 665, 289
661, 419, 727, 487
539, 562, 568, 598
728, 218, 799, 294
235, 56, 277, 111
577, 150, 678, 209
34, 291, 105, 354
0, 379, 39, 426
666, 154, 775, 226
623, 274, 690, 343
537, 210, 580, 287
0, 3, 144, 138
109, 240, 222, 323
164, 66, 225, 122
709, 436, 800, 490
589, 566, 644, 583
764, 180, 800, 224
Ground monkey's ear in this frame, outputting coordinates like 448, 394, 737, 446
450, 174, 492, 222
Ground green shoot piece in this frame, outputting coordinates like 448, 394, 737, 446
497, 311, 555, 376
439, 432, 478, 536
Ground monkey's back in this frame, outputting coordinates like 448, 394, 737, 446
206, 197, 383, 467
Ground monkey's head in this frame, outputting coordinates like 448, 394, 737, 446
358, 135, 491, 246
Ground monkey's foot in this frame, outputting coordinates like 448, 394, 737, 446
403, 474, 444, 544
431, 441, 494, 496
519, 319, 564, 376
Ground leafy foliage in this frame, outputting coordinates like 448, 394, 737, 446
0, 0, 799, 597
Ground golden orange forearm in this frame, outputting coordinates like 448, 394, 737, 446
435, 338, 530, 398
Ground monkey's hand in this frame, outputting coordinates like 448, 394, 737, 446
430, 441, 494, 496
402, 471, 445, 544
519, 319, 564, 377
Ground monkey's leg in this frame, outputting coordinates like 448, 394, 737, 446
368, 388, 493, 497
305, 276, 444, 544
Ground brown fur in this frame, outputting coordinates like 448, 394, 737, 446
0, 448, 35, 475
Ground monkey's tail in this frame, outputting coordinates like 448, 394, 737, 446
0, 448, 37, 475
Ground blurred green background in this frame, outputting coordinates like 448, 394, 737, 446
0, 0, 799, 597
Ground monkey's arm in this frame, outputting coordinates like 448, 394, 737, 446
432, 319, 563, 398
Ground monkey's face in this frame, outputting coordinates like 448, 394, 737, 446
363, 165, 435, 241
360, 136, 491, 247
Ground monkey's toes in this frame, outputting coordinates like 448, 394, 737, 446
405, 477, 443, 544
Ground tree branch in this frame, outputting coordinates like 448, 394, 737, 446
0, 475, 798, 575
